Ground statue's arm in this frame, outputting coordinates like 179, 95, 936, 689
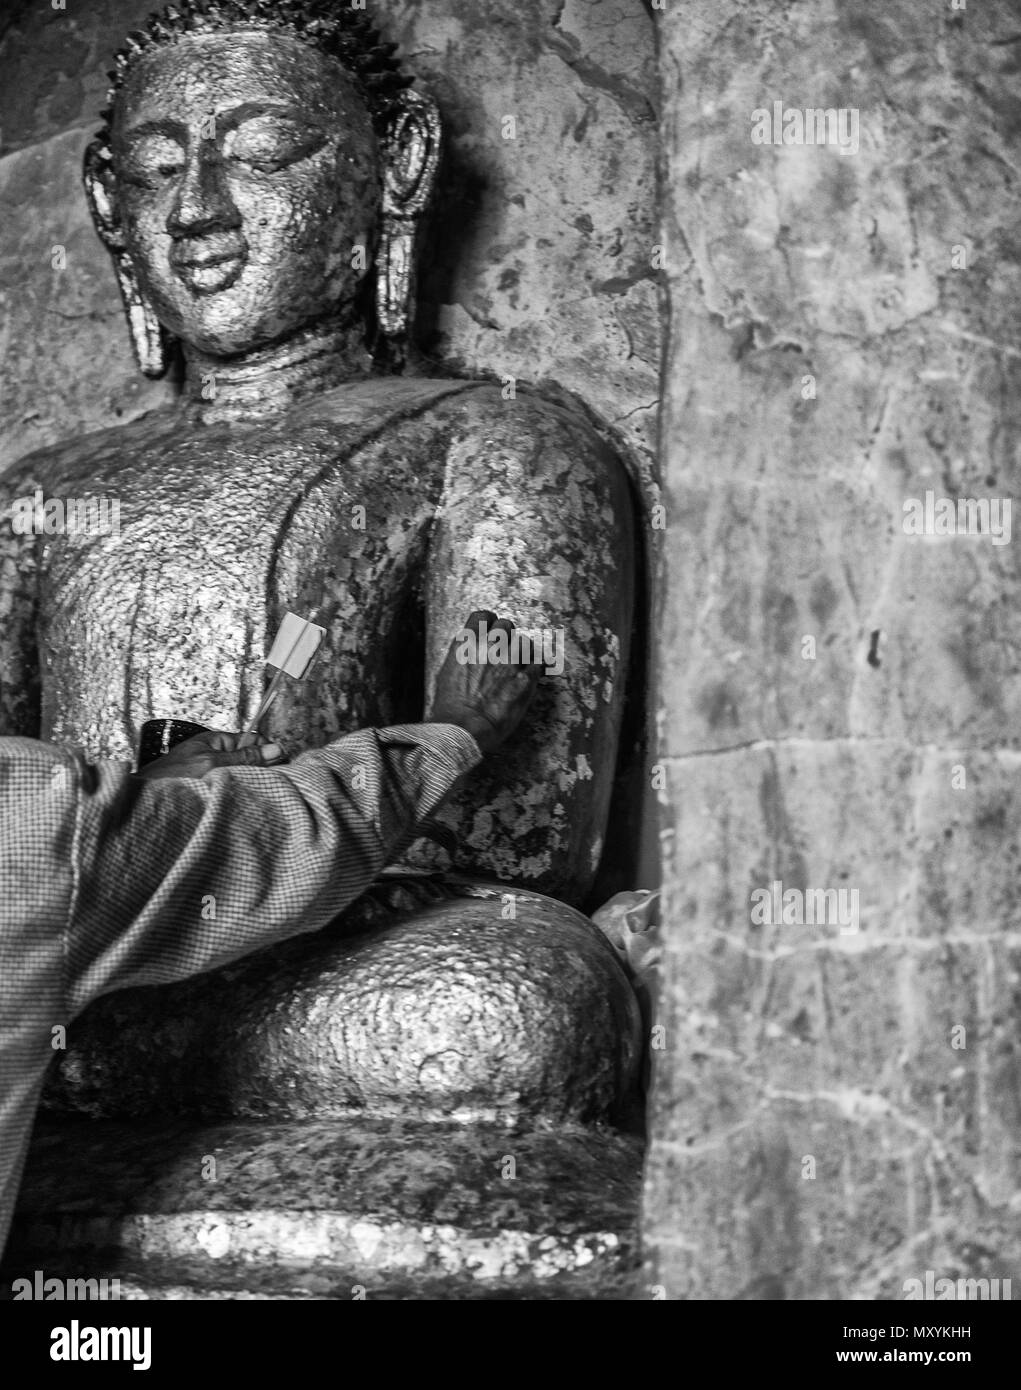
0, 463, 41, 737
424, 390, 635, 906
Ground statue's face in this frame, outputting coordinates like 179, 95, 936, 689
111, 31, 380, 356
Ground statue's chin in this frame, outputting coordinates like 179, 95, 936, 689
172, 320, 303, 360
141, 260, 363, 360
167, 304, 349, 360
141, 286, 290, 359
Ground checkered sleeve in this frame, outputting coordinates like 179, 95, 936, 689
0, 738, 78, 1260
65, 723, 482, 1011
0, 724, 479, 1258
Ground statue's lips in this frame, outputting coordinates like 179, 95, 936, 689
170, 236, 248, 294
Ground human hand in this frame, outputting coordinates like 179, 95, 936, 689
134, 730, 287, 781
428, 610, 542, 755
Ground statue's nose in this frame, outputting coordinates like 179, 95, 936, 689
166, 141, 241, 240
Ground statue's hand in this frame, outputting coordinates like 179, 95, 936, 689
428, 610, 541, 756
134, 731, 286, 781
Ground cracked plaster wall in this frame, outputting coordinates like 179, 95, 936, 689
643, 0, 1021, 1299
0, 0, 660, 478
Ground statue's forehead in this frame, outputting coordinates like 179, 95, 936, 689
115, 30, 359, 127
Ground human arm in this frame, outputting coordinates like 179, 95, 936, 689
65, 723, 479, 1010
66, 614, 538, 1010
0, 463, 42, 737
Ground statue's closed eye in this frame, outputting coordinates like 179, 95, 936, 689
121, 133, 185, 186
221, 116, 327, 172
119, 119, 326, 187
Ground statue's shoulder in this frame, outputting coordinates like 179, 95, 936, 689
2, 407, 180, 492
302, 375, 617, 460
422, 377, 613, 443
413, 377, 629, 492
295, 373, 482, 430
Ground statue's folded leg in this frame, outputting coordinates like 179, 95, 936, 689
44, 880, 643, 1126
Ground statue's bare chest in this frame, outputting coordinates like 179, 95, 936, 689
37, 418, 449, 758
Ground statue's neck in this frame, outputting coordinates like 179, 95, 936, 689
181, 319, 372, 424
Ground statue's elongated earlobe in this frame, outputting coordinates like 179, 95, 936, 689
83, 136, 172, 379
113, 262, 170, 378
376, 90, 442, 345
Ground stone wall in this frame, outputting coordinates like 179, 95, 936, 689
645, 0, 1021, 1298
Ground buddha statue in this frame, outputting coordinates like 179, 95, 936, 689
0, 0, 643, 1127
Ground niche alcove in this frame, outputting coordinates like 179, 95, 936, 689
0, 0, 662, 1299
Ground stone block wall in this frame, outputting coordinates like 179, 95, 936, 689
645, 0, 1021, 1298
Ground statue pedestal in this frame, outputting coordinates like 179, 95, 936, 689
3, 1117, 643, 1300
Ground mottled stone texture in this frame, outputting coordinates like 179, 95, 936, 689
645, 1, 1021, 1297
0, 0, 659, 475
3, 1117, 643, 1298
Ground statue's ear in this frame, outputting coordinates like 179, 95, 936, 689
83, 137, 127, 253
82, 134, 171, 378
381, 88, 442, 219
376, 89, 441, 346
